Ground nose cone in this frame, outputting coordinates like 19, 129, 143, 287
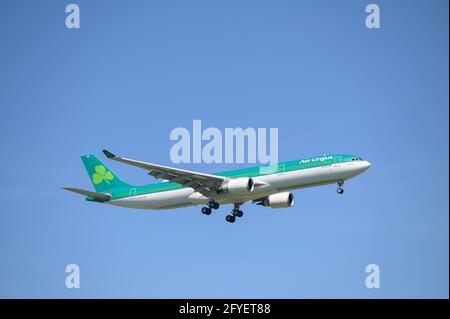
362, 161, 371, 171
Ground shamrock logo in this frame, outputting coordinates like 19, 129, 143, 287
92, 165, 114, 184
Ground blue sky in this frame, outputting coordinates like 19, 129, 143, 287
0, 0, 448, 298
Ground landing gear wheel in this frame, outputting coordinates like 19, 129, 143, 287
232, 209, 243, 217
226, 215, 236, 223
208, 202, 220, 209
201, 207, 212, 215
337, 187, 344, 194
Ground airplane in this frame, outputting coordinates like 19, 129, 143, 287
63, 150, 371, 223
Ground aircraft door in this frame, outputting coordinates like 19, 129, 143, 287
333, 156, 342, 167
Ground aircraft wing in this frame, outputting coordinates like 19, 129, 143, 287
102, 150, 225, 197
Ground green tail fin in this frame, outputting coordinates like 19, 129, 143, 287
81, 154, 133, 193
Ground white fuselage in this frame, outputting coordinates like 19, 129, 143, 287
108, 160, 371, 210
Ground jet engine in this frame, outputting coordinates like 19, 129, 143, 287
261, 192, 294, 208
220, 178, 255, 194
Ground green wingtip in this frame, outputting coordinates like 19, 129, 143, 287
102, 149, 116, 158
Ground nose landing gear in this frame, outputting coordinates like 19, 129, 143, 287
337, 181, 344, 194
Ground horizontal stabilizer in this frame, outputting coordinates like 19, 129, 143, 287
62, 187, 111, 202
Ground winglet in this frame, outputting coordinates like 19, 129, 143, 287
103, 149, 116, 159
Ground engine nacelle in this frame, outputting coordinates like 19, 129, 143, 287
263, 192, 294, 208
220, 178, 255, 194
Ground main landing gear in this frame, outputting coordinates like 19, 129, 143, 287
226, 204, 244, 223
201, 201, 220, 215
201, 201, 244, 224
337, 180, 345, 194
